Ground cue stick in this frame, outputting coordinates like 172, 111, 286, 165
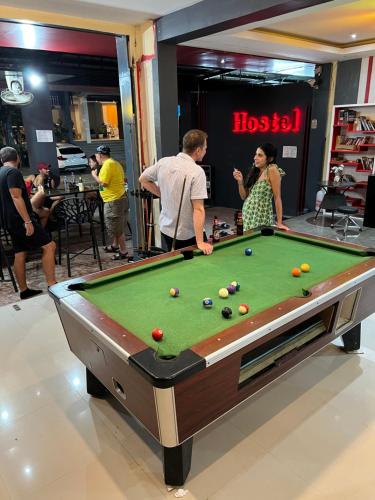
171, 176, 187, 251
144, 158, 156, 252
147, 196, 154, 251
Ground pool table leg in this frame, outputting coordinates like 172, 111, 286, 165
341, 323, 361, 352
163, 438, 193, 486
86, 367, 108, 398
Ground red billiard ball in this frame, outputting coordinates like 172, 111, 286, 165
152, 328, 163, 341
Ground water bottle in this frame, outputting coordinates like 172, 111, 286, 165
78, 176, 84, 192
236, 210, 244, 236
212, 215, 220, 243
63, 176, 68, 191
70, 172, 76, 187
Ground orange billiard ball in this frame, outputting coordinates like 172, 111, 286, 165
301, 263, 311, 273
292, 267, 301, 277
238, 304, 249, 315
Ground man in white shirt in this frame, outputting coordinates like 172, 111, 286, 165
139, 129, 213, 255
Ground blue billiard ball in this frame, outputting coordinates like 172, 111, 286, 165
245, 248, 253, 256
203, 297, 213, 308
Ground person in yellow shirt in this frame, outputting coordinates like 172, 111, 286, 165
91, 145, 128, 260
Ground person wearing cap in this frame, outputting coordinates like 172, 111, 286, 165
33, 162, 59, 192
27, 163, 60, 228
0, 147, 57, 300
92, 145, 128, 260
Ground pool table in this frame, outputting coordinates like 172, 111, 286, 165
49, 229, 375, 485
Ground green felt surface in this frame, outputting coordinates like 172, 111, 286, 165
79, 233, 369, 356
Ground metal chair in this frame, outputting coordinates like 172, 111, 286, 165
54, 195, 102, 277
0, 225, 18, 293
331, 205, 362, 237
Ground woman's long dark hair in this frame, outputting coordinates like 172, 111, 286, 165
244, 143, 278, 191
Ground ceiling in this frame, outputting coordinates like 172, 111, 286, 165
257, 0, 375, 45
0, 0, 373, 80
183, 0, 375, 64
0, 0, 204, 25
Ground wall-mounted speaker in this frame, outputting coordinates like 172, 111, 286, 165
363, 175, 375, 228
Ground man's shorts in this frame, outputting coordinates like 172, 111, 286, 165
9, 217, 52, 254
104, 196, 128, 238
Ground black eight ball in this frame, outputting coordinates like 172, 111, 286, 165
221, 307, 232, 319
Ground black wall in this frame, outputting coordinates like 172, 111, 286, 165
304, 63, 332, 211
184, 83, 313, 215
334, 59, 361, 105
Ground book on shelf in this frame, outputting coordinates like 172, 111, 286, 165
355, 116, 375, 131
360, 156, 374, 171
338, 108, 357, 124
335, 135, 372, 149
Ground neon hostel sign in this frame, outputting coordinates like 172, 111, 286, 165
232, 107, 302, 134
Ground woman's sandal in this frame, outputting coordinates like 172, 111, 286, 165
104, 245, 119, 253
112, 252, 129, 261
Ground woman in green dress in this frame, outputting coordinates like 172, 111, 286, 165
233, 143, 289, 231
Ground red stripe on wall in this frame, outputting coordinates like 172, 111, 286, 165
364, 56, 373, 103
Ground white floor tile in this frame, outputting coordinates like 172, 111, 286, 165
0, 473, 11, 500
0, 397, 140, 498
1, 292, 375, 499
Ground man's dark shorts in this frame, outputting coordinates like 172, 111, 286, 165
9, 217, 52, 254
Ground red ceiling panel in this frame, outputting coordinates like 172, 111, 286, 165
0, 21, 116, 57
177, 46, 276, 72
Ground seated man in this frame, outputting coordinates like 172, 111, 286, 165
0, 147, 57, 299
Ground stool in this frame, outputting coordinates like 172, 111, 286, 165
331, 206, 362, 236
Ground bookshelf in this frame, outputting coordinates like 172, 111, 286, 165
328, 104, 375, 214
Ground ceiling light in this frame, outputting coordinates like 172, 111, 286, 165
28, 73, 43, 88
220, 58, 225, 64
23, 466, 33, 477
351, 33, 357, 39
1, 410, 9, 421
21, 24, 36, 49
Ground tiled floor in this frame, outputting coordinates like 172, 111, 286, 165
1, 211, 375, 499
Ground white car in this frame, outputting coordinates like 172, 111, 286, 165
56, 143, 88, 171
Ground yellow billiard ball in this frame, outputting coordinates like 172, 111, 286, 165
219, 288, 229, 298
301, 263, 310, 273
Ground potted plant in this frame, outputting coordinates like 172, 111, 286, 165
98, 123, 107, 139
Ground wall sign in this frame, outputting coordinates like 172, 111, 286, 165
1, 71, 34, 106
36, 130, 53, 142
282, 146, 298, 158
232, 107, 302, 134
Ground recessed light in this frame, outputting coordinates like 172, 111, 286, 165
351, 33, 357, 39
220, 58, 225, 64
28, 72, 43, 88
